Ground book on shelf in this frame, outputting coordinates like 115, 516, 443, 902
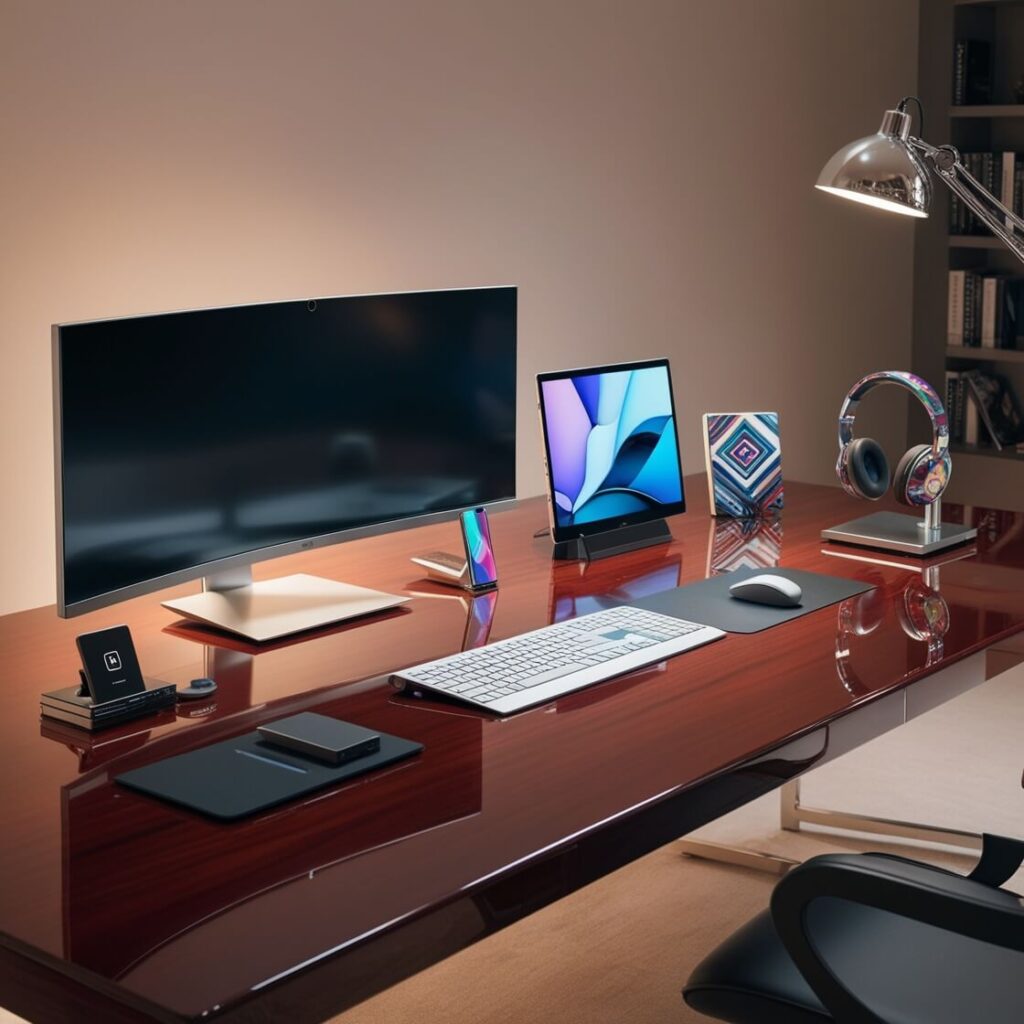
945, 369, 961, 444
948, 271, 964, 345
948, 269, 981, 346
981, 274, 1008, 347
965, 377, 980, 445
949, 151, 1024, 236
948, 271, 1024, 350
966, 270, 979, 345
1003, 152, 1017, 230
953, 39, 992, 106
944, 370, 974, 444
944, 369, 1024, 450
961, 369, 1024, 451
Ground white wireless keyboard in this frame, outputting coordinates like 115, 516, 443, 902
391, 605, 724, 714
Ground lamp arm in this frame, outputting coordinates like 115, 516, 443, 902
910, 137, 1024, 265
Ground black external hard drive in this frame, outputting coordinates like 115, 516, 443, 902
257, 713, 381, 765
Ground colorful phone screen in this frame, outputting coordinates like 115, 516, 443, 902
461, 508, 498, 588
464, 590, 498, 649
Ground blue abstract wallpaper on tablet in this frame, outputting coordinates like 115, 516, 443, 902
540, 365, 683, 529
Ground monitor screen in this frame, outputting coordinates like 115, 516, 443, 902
537, 359, 684, 542
55, 287, 516, 614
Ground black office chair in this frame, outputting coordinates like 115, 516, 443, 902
683, 834, 1024, 1023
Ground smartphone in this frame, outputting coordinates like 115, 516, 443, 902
460, 507, 498, 590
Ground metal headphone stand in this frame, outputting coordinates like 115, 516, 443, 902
821, 499, 977, 556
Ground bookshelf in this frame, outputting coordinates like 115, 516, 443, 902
949, 235, 1004, 247
946, 345, 1024, 363
913, 0, 1024, 505
950, 103, 1024, 116
951, 442, 1024, 458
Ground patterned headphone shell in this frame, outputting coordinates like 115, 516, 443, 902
836, 371, 951, 507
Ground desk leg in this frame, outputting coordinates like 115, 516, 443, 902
779, 777, 982, 852
680, 779, 982, 876
681, 654, 988, 874
676, 837, 798, 875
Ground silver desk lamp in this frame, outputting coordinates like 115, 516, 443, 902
814, 96, 1019, 555
817, 96, 1024, 255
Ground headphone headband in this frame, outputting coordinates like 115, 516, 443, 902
838, 370, 948, 457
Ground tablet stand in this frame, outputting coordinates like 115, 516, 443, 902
551, 518, 672, 561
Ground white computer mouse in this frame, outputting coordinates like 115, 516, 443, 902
728, 574, 803, 608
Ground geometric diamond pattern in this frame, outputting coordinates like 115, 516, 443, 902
703, 412, 784, 517
707, 516, 784, 575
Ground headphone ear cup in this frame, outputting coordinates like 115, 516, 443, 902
845, 437, 890, 500
893, 444, 932, 506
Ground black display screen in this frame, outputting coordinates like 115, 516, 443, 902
56, 287, 517, 611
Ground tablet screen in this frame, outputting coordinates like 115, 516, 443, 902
537, 360, 685, 541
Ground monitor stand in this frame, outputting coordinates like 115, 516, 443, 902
161, 567, 409, 643
551, 518, 672, 561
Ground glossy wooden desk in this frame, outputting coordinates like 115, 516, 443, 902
3, 479, 1024, 1024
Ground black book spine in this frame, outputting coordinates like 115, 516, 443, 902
954, 40, 966, 106
965, 272, 977, 345
1006, 278, 1023, 350
966, 40, 993, 105
965, 154, 978, 233
945, 372, 959, 443
955, 374, 967, 442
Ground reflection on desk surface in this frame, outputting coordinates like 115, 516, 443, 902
835, 572, 951, 697
706, 516, 783, 576
548, 553, 682, 623
61, 686, 483, 981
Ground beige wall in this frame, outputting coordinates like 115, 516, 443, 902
0, 0, 919, 615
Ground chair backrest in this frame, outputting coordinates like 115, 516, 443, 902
771, 852, 1024, 1024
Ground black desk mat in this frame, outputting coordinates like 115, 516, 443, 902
629, 567, 873, 634
116, 728, 423, 821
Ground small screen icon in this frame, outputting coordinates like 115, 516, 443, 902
103, 651, 122, 672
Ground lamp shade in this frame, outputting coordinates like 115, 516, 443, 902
816, 109, 931, 218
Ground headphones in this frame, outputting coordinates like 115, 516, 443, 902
836, 371, 951, 506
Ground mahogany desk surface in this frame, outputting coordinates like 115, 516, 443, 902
2, 478, 1023, 1023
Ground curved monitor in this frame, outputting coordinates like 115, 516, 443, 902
54, 287, 517, 616
537, 358, 684, 544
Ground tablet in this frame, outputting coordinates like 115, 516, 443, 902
537, 359, 686, 545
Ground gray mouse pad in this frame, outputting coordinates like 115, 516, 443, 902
116, 727, 423, 821
628, 567, 873, 634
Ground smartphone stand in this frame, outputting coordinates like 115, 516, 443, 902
410, 552, 496, 592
